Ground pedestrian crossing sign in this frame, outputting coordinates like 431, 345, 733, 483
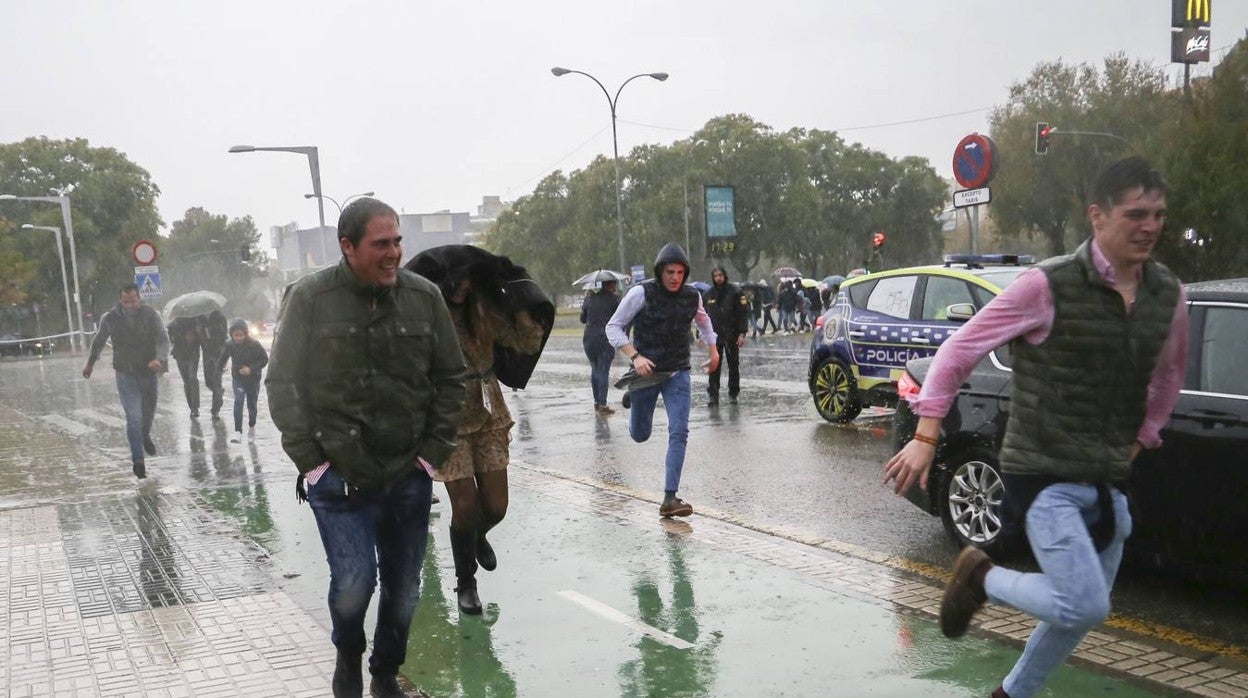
134, 266, 162, 299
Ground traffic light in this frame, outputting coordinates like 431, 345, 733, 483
872, 231, 886, 250
1035, 122, 1053, 155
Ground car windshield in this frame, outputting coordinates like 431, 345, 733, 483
973, 267, 1029, 289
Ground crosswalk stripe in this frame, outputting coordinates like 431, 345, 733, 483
38, 414, 95, 436
71, 408, 127, 429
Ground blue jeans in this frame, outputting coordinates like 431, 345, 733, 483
231, 375, 260, 432
115, 370, 157, 464
308, 466, 433, 676
984, 482, 1131, 698
627, 370, 691, 492
585, 344, 615, 406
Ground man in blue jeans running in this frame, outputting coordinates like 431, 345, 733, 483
607, 242, 719, 518
83, 283, 170, 479
267, 197, 467, 698
883, 157, 1188, 698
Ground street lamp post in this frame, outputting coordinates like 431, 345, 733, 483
228, 145, 330, 266
303, 191, 376, 216
20, 224, 74, 346
551, 66, 669, 273
0, 194, 84, 351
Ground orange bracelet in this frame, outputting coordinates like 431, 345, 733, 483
911, 433, 939, 446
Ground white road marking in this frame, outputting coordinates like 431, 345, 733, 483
71, 408, 127, 429
38, 414, 94, 436
557, 589, 694, 650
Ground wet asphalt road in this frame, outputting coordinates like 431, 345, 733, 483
521, 330, 1248, 651
1, 330, 1244, 657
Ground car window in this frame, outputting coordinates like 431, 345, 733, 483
921, 276, 976, 320
846, 279, 876, 308
973, 268, 1029, 289
1199, 306, 1248, 396
864, 276, 916, 319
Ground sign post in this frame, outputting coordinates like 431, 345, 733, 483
951, 134, 998, 255
703, 185, 738, 258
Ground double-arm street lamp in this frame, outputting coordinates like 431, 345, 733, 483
551, 66, 669, 273
303, 191, 376, 215
0, 193, 84, 351
228, 145, 330, 266
19, 224, 74, 345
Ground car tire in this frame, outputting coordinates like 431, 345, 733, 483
939, 448, 1019, 559
811, 358, 862, 423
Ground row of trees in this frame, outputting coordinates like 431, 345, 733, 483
0, 138, 270, 337
485, 114, 949, 293
490, 40, 1248, 292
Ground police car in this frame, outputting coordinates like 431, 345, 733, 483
808, 254, 1034, 422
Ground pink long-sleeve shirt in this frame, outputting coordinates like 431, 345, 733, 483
910, 241, 1188, 449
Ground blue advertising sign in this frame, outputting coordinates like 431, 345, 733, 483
703, 185, 737, 238
630, 264, 646, 283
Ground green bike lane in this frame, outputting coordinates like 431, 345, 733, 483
208, 464, 1177, 698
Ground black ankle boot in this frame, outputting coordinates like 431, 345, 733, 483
456, 579, 483, 615
477, 530, 497, 571
332, 649, 363, 697
449, 527, 483, 614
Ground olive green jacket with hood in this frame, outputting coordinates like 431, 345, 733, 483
266, 259, 467, 492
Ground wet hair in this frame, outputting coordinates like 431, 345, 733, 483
337, 197, 399, 247
1090, 157, 1167, 210
120, 283, 139, 296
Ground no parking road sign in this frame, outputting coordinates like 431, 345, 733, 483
134, 265, 162, 300
952, 134, 998, 190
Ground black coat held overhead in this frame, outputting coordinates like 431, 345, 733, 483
404, 245, 555, 389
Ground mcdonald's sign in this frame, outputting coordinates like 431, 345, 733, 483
1171, 0, 1210, 28
1172, 27, 1211, 63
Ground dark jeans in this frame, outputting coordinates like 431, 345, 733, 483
307, 466, 432, 677
760, 308, 778, 333
707, 339, 740, 398
173, 344, 223, 413
584, 342, 615, 406
231, 375, 260, 431
115, 369, 157, 464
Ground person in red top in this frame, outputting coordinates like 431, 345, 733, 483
884, 157, 1188, 698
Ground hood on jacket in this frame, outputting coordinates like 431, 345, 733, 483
228, 317, 248, 334
652, 242, 691, 280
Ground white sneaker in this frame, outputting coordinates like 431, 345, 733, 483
230, 432, 242, 443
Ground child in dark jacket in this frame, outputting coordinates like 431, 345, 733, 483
218, 318, 269, 441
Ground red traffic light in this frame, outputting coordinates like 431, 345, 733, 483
872, 231, 886, 249
1035, 122, 1054, 155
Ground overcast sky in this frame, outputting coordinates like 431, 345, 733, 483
2, 1, 1244, 247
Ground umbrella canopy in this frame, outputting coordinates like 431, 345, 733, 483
162, 291, 226, 322
691, 281, 711, 292
799, 278, 819, 288
773, 266, 801, 278
822, 275, 846, 288
572, 269, 629, 287
847, 268, 869, 278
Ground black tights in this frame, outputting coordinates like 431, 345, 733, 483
445, 469, 509, 533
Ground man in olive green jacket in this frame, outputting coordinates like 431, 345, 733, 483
266, 197, 466, 698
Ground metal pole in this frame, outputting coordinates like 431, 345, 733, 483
49, 228, 73, 343
59, 197, 85, 350
969, 205, 980, 256
610, 108, 627, 273
306, 148, 328, 266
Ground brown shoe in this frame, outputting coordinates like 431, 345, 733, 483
595, 404, 615, 415
941, 546, 991, 638
659, 498, 693, 518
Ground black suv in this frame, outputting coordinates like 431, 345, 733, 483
893, 278, 1248, 580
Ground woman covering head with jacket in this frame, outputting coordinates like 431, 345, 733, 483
405, 245, 553, 615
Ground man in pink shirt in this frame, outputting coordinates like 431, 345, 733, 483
884, 157, 1188, 698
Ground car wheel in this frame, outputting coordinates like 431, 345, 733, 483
811, 358, 861, 422
939, 449, 1016, 558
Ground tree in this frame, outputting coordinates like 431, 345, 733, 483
162, 208, 269, 319
987, 56, 1175, 256
0, 137, 162, 326
1154, 36, 1248, 281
